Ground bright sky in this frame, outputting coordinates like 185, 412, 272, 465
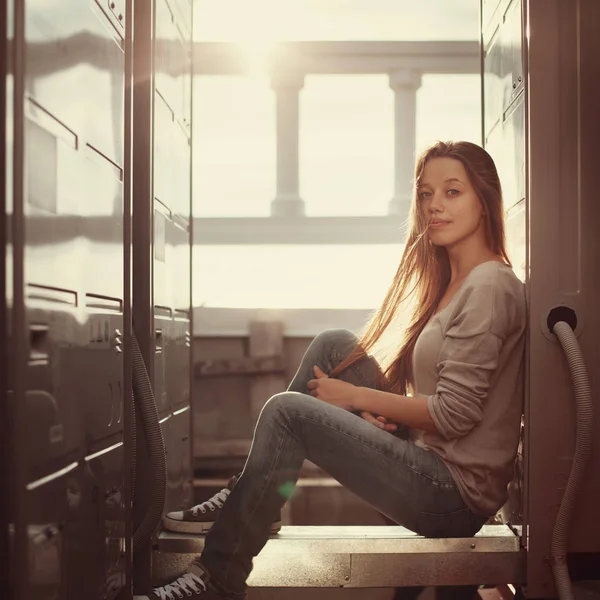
192, 1, 482, 310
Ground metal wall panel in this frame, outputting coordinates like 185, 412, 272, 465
167, 407, 193, 511
6, 0, 132, 597
131, 0, 193, 589
484, 0, 600, 596
485, 96, 526, 278
482, 22, 502, 141
524, 0, 600, 596
25, 469, 72, 600
154, 97, 191, 221
169, 220, 192, 414
62, 446, 126, 600
153, 0, 193, 515
482, 0, 504, 34
1, 0, 10, 591
154, 311, 171, 419
482, 0, 527, 536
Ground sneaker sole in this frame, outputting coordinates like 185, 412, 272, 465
162, 516, 282, 535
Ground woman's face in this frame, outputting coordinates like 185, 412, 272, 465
417, 157, 486, 249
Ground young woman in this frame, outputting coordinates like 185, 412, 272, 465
138, 141, 527, 600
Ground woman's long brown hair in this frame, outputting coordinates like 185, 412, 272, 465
330, 141, 512, 394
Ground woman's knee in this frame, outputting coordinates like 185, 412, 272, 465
311, 328, 358, 353
260, 391, 297, 419
259, 391, 314, 421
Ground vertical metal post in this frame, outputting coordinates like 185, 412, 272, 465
121, 0, 135, 597
10, 0, 27, 594
131, 0, 155, 591
0, 0, 10, 595
479, 0, 485, 148
188, 0, 195, 512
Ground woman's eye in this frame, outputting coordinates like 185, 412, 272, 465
447, 189, 459, 196
418, 191, 431, 199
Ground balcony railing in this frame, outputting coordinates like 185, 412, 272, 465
195, 41, 480, 242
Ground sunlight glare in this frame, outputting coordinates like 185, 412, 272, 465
217, 0, 294, 75
235, 40, 278, 75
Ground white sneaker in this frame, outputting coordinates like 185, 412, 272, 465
133, 572, 212, 599
162, 475, 282, 535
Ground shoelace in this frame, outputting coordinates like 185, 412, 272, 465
153, 573, 206, 600
191, 488, 230, 516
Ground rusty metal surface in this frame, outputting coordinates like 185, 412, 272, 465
348, 552, 524, 587
152, 550, 351, 589
155, 525, 524, 588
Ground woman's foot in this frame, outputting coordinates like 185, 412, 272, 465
134, 566, 242, 599
162, 474, 282, 535
134, 573, 213, 599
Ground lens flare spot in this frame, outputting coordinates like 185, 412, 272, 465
278, 481, 297, 500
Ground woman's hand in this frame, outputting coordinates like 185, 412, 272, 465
307, 366, 358, 410
308, 366, 398, 432
359, 411, 398, 432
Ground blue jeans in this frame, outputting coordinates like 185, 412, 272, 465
196, 329, 487, 596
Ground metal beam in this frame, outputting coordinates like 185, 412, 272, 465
194, 40, 480, 75
193, 216, 408, 244
18, 37, 479, 78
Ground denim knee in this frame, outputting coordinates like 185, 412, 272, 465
311, 328, 358, 352
259, 391, 296, 420
259, 391, 314, 423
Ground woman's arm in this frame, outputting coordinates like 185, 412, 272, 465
307, 375, 438, 432
352, 387, 438, 433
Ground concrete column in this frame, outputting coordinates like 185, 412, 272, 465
388, 70, 422, 218
270, 71, 305, 217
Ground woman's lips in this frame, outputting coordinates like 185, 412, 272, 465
428, 220, 451, 229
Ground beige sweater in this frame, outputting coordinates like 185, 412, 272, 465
411, 261, 526, 516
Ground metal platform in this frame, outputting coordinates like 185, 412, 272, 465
154, 525, 525, 588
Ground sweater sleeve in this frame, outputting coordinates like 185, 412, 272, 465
427, 280, 507, 441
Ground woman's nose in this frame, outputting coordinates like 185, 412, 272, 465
429, 193, 444, 211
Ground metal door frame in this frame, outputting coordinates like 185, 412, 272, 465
1, 0, 10, 594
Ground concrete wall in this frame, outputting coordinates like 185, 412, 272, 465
192, 335, 308, 467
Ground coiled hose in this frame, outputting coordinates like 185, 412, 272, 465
131, 331, 167, 554
550, 321, 594, 600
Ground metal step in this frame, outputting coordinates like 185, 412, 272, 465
154, 525, 525, 588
